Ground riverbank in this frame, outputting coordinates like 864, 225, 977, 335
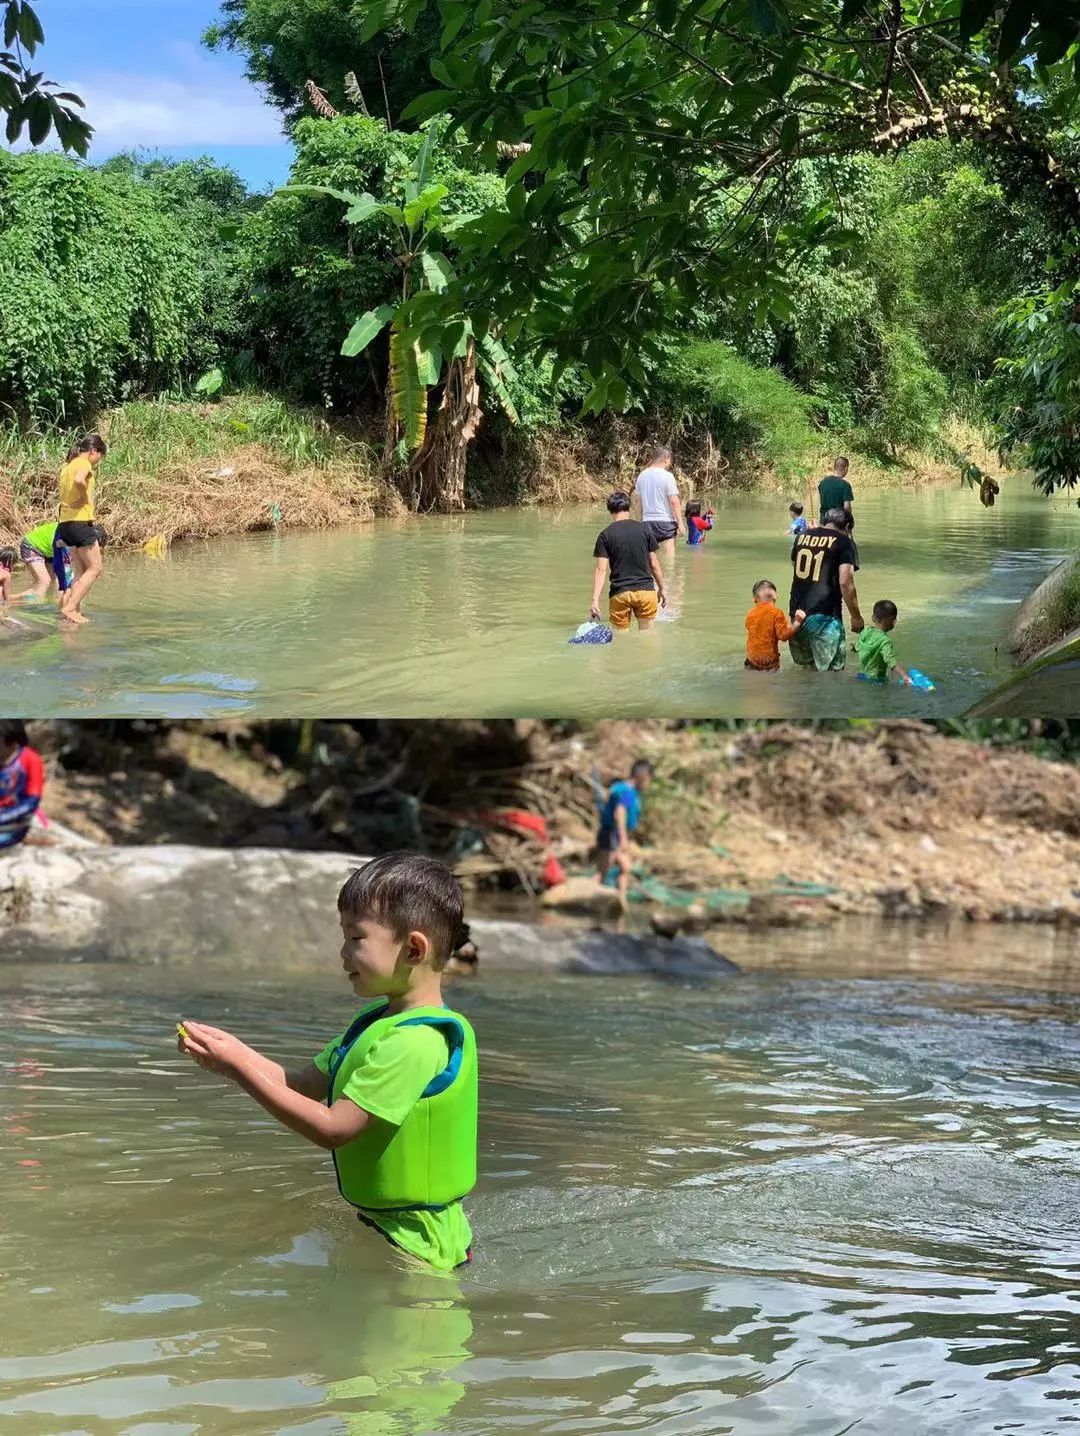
23, 720, 1080, 929
0, 393, 1000, 550
966, 550, 1080, 715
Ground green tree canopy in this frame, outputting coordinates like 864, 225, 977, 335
349, 0, 1080, 424
204, 0, 440, 129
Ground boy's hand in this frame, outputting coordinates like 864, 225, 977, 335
178, 1020, 249, 1078
794, 609, 806, 623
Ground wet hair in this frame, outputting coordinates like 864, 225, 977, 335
0, 720, 29, 748
873, 599, 898, 623
752, 578, 776, 599
684, 499, 702, 521
65, 433, 108, 463
0, 546, 16, 571
607, 490, 632, 514
822, 507, 848, 528
337, 853, 466, 967
789, 501, 803, 515
630, 758, 654, 780
834, 456, 849, 471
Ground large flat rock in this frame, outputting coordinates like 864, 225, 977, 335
0, 843, 738, 977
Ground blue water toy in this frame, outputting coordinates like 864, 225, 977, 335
905, 668, 935, 691
569, 621, 613, 645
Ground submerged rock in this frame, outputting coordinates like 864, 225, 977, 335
0, 842, 738, 977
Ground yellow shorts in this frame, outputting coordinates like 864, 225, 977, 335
609, 589, 658, 630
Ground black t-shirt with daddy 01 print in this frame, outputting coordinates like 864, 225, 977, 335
593, 520, 659, 596
789, 527, 858, 621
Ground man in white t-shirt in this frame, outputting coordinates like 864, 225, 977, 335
632, 447, 681, 564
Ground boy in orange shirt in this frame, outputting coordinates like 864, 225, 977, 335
745, 579, 806, 671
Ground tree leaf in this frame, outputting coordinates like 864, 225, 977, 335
420, 250, 455, 291
389, 326, 428, 451
341, 304, 395, 357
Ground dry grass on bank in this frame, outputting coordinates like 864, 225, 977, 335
2, 443, 403, 548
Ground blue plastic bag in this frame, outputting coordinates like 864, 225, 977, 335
569, 621, 613, 645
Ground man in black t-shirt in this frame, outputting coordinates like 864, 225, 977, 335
590, 490, 668, 631
788, 507, 864, 671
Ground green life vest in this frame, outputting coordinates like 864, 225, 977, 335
326, 999, 478, 1213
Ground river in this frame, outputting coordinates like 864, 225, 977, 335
3, 484, 1075, 718
3, 920, 1080, 1433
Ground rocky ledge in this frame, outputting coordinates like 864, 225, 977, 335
0, 839, 738, 977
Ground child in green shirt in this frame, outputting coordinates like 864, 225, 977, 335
857, 599, 913, 686
179, 853, 479, 1270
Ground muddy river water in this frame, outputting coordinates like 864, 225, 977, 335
3, 919, 1079, 1433
4, 484, 1075, 717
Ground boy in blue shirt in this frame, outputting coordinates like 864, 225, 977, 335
595, 759, 653, 905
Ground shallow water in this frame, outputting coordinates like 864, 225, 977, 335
3, 484, 1075, 717
4, 924, 1080, 1434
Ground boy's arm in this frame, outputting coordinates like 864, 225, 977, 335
884, 635, 912, 685
590, 556, 609, 619
776, 608, 805, 641
614, 802, 630, 849
181, 1024, 357, 1149
648, 552, 667, 605
179, 1021, 328, 1099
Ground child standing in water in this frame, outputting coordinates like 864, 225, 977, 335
857, 599, 912, 686
18, 522, 64, 599
745, 579, 806, 672
179, 854, 478, 1271
684, 500, 715, 546
787, 502, 808, 537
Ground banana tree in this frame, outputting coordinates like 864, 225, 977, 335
285, 126, 518, 511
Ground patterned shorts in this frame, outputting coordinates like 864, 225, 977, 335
787, 613, 847, 671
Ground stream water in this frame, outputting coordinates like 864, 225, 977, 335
3, 484, 1075, 718
4, 922, 1080, 1434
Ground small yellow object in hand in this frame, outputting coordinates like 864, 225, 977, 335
176, 1022, 189, 1040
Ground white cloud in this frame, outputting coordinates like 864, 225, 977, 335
77, 60, 284, 152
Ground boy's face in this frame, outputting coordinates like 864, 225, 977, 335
756, 585, 777, 606
339, 911, 424, 998
878, 614, 896, 631
634, 769, 653, 792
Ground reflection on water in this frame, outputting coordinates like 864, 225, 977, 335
3, 930, 1080, 1433
2, 484, 1075, 717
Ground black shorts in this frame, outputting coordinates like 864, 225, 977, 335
645, 520, 678, 544
56, 521, 99, 549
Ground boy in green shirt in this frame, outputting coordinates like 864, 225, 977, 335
857, 599, 913, 686
179, 853, 478, 1270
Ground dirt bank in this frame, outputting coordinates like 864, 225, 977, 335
0, 396, 998, 550
23, 720, 1080, 930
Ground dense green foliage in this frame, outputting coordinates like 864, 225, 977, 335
204, 0, 439, 128
0, 152, 250, 422
5, 0, 1080, 497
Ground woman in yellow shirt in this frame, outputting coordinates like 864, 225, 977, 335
56, 433, 107, 624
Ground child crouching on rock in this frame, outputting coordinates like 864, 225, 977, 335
179, 853, 479, 1270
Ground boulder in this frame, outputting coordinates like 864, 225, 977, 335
1, 842, 739, 977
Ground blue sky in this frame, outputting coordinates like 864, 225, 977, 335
21, 0, 295, 190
